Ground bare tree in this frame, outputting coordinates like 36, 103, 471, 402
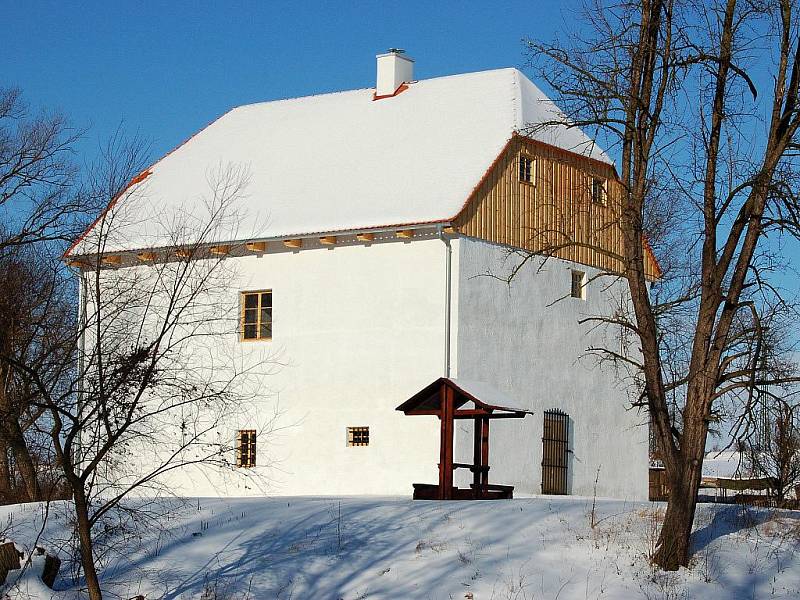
523, 0, 800, 569
0, 247, 73, 503
743, 390, 800, 503
0, 87, 85, 251
8, 141, 277, 598
0, 85, 97, 503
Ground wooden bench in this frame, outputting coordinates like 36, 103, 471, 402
412, 482, 514, 500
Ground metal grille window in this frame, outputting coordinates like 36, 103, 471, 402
570, 270, 585, 299
236, 429, 257, 468
591, 177, 607, 204
241, 290, 272, 341
541, 410, 570, 494
519, 155, 534, 183
347, 426, 369, 447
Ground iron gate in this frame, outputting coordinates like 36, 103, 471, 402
541, 409, 570, 494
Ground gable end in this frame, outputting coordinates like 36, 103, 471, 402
452, 135, 661, 280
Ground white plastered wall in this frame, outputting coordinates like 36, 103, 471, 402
142, 234, 451, 496
85, 233, 647, 499
452, 237, 649, 500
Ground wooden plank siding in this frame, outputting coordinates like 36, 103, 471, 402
453, 135, 661, 280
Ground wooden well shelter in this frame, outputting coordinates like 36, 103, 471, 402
397, 378, 533, 500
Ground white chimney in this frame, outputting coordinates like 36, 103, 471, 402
376, 49, 414, 97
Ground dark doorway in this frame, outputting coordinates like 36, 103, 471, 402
541, 409, 570, 494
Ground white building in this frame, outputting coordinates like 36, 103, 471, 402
67, 51, 660, 500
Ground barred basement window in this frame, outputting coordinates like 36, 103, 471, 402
591, 177, 607, 204
570, 270, 585, 300
519, 155, 535, 184
347, 426, 369, 447
236, 429, 257, 468
240, 290, 272, 341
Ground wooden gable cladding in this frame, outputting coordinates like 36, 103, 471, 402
453, 136, 661, 280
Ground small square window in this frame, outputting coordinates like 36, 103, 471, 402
570, 270, 586, 300
236, 429, 257, 467
591, 178, 607, 204
347, 426, 369, 447
519, 155, 535, 184
240, 290, 272, 341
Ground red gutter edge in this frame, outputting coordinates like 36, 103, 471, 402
372, 83, 409, 101
446, 135, 518, 223
62, 169, 153, 259
63, 107, 238, 259
642, 234, 663, 280
512, 132, 619, 176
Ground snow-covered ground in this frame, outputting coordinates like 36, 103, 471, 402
1, 496, 799, 599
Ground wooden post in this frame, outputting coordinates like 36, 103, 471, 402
438, 384, 446, 499
480, 417, 490, 489
438, 382, 455, 500
472, 417, 482, 497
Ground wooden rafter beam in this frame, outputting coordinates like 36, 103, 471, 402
246, 241, 267, 252
356, 232, 374, 242
320, 236, 337, 245
283, 239, 302, 249
455, 412, 526, 420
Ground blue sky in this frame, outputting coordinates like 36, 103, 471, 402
3, 1, 561, 161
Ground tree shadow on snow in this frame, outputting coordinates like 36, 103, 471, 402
690, 504, 800, 555
122, 496, 584, 600
136, 498, 471, 599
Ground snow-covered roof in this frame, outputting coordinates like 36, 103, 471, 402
702, 451, 745, 479
69, 68, 610, 256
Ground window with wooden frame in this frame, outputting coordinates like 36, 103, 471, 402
236, 429, 257, 468
240, 290, 272, 341
347, 426, 369, 447
591, 177, 607, 205
570, 270, 586, 300
519, 154, 535, 184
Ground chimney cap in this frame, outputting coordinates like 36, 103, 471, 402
377, 49, 415, 62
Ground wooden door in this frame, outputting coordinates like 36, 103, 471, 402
541, 409, 570, 494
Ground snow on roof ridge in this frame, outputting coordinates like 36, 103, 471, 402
232, 85, 374, 111
510, 68, 522, 130
230, 67, 522, 111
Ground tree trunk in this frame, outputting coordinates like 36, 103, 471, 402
7, 421, 40, 502
0, 436, 11, 503
0, 362, 40, 502
653, 400, 709, 570
653, 458, 702, 569
73, 485, 102, 600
